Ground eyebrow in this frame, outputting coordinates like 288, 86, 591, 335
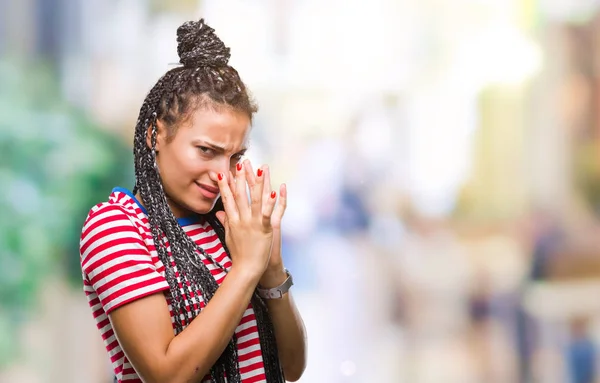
200, 141, 247, 154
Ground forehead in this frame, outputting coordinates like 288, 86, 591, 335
177, 107, 251, 147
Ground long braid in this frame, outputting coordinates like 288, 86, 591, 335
130, 19, 284, 383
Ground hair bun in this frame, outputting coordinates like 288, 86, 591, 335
176, 19, 231, 68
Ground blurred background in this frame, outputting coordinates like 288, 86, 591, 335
2, 0, 600, 382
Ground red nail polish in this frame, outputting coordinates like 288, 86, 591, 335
218, 173, 223, 181
257, 168, 263, 177
236, 163, 242, 171
271, 191, 276, 199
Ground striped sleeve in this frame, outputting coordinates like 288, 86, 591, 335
80, 204, 169, 314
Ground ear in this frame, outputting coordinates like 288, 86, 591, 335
146, 119, 167, 152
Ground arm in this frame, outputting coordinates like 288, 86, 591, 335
260, 264, 307, 382
250, 164, 307, 381
215, 161, 307, 380
109, 267, 260, 383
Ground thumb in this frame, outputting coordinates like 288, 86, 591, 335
215, 210, 228, 227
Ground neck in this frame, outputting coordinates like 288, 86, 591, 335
134, 191, 193, 219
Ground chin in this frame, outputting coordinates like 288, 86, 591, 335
188, 199, 217, 215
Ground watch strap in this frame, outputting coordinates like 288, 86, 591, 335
257, 269, 293, 299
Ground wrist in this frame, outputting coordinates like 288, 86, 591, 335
257, 268, 294, 299
259, 265, 287, 288
228, 265, 262, 286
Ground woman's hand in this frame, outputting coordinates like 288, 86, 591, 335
214, 159, 278, 279
239, 162, 288, 288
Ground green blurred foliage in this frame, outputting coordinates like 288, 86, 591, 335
0, 58, 133, 367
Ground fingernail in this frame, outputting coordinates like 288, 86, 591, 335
257, 168, 263, 177
218, 173, 223, 181
271, 191, 277, 199
236, 163, 242, 171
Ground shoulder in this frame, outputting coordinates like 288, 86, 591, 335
81, 188, 146, 236
81, 202, 141, 242
80, 190, 150, 267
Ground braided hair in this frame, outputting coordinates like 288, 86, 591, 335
131, 19, 284, 383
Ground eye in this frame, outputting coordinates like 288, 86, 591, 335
197, 146, 214, 155
231, 153, 245, 161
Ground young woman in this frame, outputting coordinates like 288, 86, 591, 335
79, 19, 307, 383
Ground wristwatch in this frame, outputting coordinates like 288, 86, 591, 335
257, 269, 294, 299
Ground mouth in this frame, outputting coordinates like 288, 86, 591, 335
195, 182, 220, 199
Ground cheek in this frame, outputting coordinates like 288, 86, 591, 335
157, 147, 196, 179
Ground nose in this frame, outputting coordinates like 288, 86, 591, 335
209, 158, 232, 182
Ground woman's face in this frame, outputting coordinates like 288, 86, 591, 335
150, 106, 250, 217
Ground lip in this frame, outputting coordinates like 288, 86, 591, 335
195, 182, 219, 199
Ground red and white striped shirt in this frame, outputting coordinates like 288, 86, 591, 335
80, 187, 267, 383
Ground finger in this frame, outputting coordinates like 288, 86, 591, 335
216, 172, 239, 221
261, 165, 272, 206
262, 189, 278, 228
228, 169, 236, 197
243, 159, 257, 188
215, 210, 228, 228
246, 161, 264, 216
234, 162, 250, 217
273, 183, 287, 222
